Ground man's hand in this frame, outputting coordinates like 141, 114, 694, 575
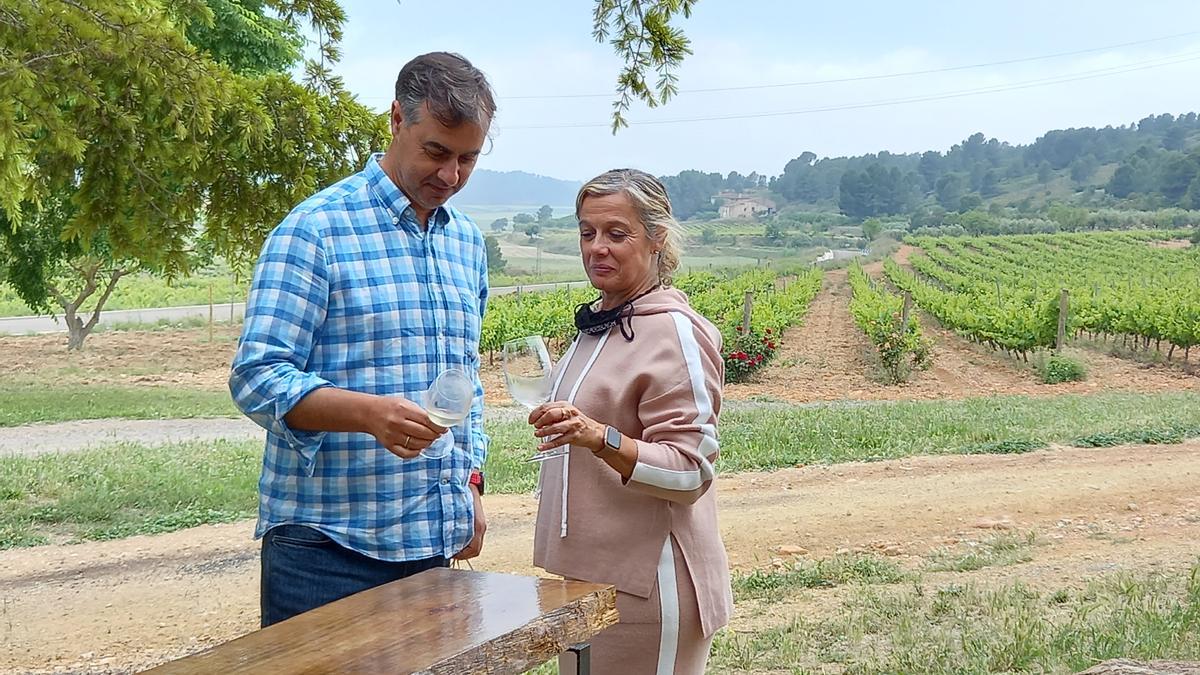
367, 396, 448, 459
453, 483, 486, 560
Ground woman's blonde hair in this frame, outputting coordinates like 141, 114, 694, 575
575, 168, 683, 287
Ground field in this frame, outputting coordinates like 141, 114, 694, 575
1, 233, 1198, 673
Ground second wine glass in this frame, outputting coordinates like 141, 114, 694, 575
501, 336, 567, 463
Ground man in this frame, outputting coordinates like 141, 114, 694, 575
229, 52, 495, 627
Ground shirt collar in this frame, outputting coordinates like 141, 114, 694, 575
364, 153, 451, 230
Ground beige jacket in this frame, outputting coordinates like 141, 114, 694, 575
532, 287, 733, 637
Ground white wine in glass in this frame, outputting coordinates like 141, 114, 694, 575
501, 336, 566, 462
419, 367, 474, 460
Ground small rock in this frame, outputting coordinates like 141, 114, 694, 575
835, 547, 852, 556
776, 545, 809, 556
1126, 502, 1140, 511
973, 517, 1014, 530
881, 545, 903, 556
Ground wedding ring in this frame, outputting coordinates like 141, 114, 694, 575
404, 435, 411, 449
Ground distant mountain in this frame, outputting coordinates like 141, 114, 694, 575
455, 169, 581, 207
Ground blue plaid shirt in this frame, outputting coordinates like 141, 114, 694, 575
230, 154, 489, 562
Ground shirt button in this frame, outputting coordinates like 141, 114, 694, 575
440, 477, 450, 485
391, 216, 399, 225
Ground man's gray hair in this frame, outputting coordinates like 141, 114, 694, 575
576, 169, 684, 287
395, 52, 496, 128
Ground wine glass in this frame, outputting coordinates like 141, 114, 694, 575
501, 336, 566, 463
419, 367, 474, 460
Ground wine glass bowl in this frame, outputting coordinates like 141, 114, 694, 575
501, 336, 568, 463
419, 367, 474, 460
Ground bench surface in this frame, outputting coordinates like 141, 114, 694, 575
143, 568, 618, 674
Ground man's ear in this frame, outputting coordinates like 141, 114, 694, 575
390, 101, 404, 135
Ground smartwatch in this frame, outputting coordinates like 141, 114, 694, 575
603, 425, 622, 453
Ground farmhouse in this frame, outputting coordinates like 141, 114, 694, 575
715, 191, 776, 219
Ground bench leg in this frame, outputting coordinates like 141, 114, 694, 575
566, 643, 591, 675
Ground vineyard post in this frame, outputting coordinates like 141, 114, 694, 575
901, 291, 913, 334
742, 291, 753, 333
1056, 289, 1069, 353
208, 283, 214, 343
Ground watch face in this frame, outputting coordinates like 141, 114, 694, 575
605, 426, 621, 450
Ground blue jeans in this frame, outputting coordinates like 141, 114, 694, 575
260, 524, 448, 628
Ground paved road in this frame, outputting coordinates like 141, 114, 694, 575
0, 281, 590, 335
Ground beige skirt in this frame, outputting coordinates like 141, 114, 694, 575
560, 536, 713, 675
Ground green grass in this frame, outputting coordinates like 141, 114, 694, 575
715, 392, 1200, 471
924, 531, 1039, 573
710, 564, 1200, 673
734, 554, 911, 602
0, 439, 260, 548
3, 391, 1199, 548
0, 385, 239, 427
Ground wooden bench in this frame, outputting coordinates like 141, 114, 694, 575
143, 568, 619, 674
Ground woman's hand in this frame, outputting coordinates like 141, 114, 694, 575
528, 401, 606, 454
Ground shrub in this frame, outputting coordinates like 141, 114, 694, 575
1039, 354, 1087, 384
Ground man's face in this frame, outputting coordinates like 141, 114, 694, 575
389, 101, 487, 214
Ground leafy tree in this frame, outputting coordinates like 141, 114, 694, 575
861, 218, 883, 241
1159, 154, 1200, 203
537, 204, 554, 223
1164, 125, 1188, 151
700, 226, 717, 245
979, 169, 1001, 198
1107, 163, 1139, 198
659, 170, 724, 220
958, 194, 983, 213
909, 205, 947, 230
513, 212, 536, 225
763, 221, 785, 242
838, 165, 918, 218
1069, 155, 1099, 183
1047, 204, 1089, 231
490, 217, 509, 232
484, 235, 506, 272
956, 210, 994, 236
934, 174, 966, 210
1037, 161, 1054, 184
0, 0, 385, 349
524, 223, 541, 241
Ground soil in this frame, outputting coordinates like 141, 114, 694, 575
4, 441, 1199, 673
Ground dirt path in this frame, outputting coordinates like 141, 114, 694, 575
0, 418, 262, 458
5, 441, 1200, 673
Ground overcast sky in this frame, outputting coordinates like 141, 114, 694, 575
328, 1, 1200, 181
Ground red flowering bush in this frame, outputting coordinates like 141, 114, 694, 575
724, 326, 778, 383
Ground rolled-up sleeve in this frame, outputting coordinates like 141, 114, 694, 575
229, 212, 334, 475
627, 313, 723, 505
469, 240, 491, 470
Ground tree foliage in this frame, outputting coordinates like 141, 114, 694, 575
484, 235, 506, 272
593, 0, 697, 133
0, 0, 386, 348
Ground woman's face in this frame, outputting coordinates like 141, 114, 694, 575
578, 192, 659, 300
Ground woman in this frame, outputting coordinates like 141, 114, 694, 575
528, 169, 732, 674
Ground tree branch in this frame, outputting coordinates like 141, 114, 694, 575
83, 266, 130, 331
0, 47, 91, 78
